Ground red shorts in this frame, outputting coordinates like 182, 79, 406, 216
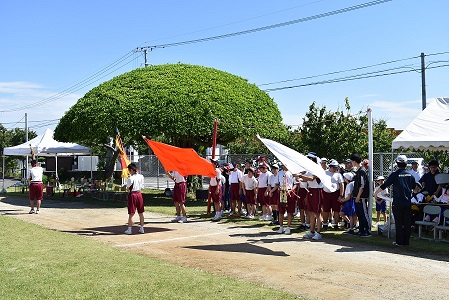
269, 189, 280, 206
279, 193, 296, 215
230, 183, 240, 201
297, 187, 308, 210
127, 191, 144, 215
209, 186, 222, 203
322, 190, 341, 212
257, 187, 268, 206
306, 188, 322, 214
173, 182, 187, 203
245, 189, 256, 205
29, 182, 44, 201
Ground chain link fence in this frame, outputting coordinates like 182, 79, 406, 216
133, 152, 424, 193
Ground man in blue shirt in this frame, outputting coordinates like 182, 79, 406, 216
374, 155, 417, 246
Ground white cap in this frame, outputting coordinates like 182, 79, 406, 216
377, 176, 385, 180
343, 172, 354, 181
396, 155, 408, 163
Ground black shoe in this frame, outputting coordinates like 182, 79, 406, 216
360, 233, 372, 238
343, 229, 355, 235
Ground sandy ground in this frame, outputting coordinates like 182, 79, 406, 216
1, 195, 449, 300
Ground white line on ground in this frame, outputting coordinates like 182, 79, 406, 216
114, 228, 256, 248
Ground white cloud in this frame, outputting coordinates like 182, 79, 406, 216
0, 81, 81, 135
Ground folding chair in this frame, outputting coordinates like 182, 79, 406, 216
415, 205, 441, 240
436, 209, 449, 240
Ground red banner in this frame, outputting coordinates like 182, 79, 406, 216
142, 137, 216, 178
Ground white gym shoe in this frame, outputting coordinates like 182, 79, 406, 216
179, 216, 188, 223
29, 209, 35, 214
277, 226, 284, 234
312, 232, 322, 240
303, 231, 314, 238
124, 228, 132, 235
212, 214, 221, 221
171, 216, 182, 222
285, 227, 291, 235
265, 215, 273, 221
35, 210, 40, 214
138, 227, 144, 234
259, 214, 266, 221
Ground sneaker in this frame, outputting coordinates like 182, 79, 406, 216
35, 210, 40, 214
343, 229, 355, 235
171, 216, 182, 222
424, 215, 431, 222
322, 223, 329, 230
124, 228, 132, 235
259, 214, 266, 221
248, 214, 254, 219
265, 215, 273, 221
138, 227, 145, 234
212, 214, 221, 221
179, 216, 188, 223
277, 226, 284, 234
285, 227, 291, 235
29, 209, 35, 214
312, 232, 322, 240
303, 231, 314, 238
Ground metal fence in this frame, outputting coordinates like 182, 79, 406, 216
134, 152, 423, 192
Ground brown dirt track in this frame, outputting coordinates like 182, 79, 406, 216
1, 195, 449, 300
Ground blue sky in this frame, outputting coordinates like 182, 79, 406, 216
1, 0, 448, 136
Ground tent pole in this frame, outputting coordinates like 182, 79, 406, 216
90, 151, 93, 180
1, 155, 6, 193
367, 108, 374, 230
55, 153, 59, 185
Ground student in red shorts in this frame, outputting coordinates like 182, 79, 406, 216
125, 163, 145, 235
166, 170, 188, 223
277, 165, 297, 235
28, 159, 44, 214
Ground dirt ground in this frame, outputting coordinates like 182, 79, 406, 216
1, 195, 449, 300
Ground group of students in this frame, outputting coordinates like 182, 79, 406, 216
205, 153, 375, 240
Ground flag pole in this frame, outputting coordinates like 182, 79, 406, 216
207, 119, 218, 216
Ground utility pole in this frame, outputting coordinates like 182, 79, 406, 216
135, 47, 151, 67
421, 52, 427, 110
25, 113, 28, 184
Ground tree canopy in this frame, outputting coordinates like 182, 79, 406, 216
54, 63, 287, 177
54, 63, 286, 149
295, 98, 396, 161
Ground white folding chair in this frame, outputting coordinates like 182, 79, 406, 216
436, 209, 449, 240
415, 205, 441, 240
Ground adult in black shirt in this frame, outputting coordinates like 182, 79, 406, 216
374, 155, 417, 246
351, 153, 371, 237
419, 159, 442, 197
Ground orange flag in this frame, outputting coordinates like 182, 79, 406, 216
142, 136, 216, 178
115, 131, 131, 178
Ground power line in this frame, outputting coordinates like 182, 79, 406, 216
263, 68, 421, 92
259, 56, 420, 86
138, 0, 392, 50
0, 51, 139, 113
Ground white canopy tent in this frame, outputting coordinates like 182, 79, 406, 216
2, 128, 92, 191
392, 97, 449, 150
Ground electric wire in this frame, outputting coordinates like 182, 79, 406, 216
0, 50, 138, 113
140, 0, 392, 50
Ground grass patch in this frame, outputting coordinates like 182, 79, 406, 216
0, 216, 299, 300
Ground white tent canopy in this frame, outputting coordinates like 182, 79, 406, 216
3, 128, 91, 156
392, 97, 449, 150
2, 128, 92, 186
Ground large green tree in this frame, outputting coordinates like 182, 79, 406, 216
298, 98, 396, 161
54, 63, 287, 177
